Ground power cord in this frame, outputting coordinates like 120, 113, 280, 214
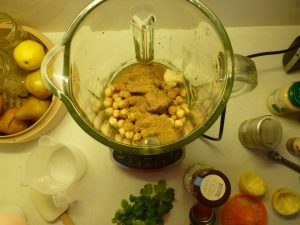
247, 43, 300, 58
202, 41, 300, 141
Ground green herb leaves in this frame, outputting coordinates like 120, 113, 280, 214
112, 180, 175, 225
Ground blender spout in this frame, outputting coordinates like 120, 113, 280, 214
131, 13, 155, 63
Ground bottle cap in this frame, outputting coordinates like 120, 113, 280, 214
288, 81, 300, 107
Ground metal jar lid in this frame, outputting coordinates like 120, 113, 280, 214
238, 115, 283, 150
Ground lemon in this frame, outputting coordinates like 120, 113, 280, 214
272, 188, 300, 216
13, 40, 45, 70
24, 70, 52, 99
239, 171, 267, 196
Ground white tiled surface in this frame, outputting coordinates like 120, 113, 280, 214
1, 22, 300, 225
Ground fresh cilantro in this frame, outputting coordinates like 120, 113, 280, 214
112, 180, 175, 225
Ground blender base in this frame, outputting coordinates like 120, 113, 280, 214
111, 148, 184, 172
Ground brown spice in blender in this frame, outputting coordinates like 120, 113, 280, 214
103, 62, 189, 145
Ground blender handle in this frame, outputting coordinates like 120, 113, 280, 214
231, 54, 258, 98
41, 44, 70, 99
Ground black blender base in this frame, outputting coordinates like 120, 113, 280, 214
111, 148, 184, 172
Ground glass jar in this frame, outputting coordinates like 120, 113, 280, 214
267, 81, 300, 115
0, 12, 26, 50
189, 202, 216, 225
184, 163, 231, 207
0, 51, 11, 83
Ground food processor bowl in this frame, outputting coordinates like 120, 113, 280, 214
41, 0, 234, 155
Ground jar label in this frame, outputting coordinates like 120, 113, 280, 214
267, 89, 292, 114
199, 174, 226, 201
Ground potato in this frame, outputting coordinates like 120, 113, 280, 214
0, 108, 29, 134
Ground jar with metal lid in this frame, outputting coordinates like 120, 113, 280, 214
0, 12, 26, 50
238, 115, 283, 151
184, 163, 231, 208
267, 81, 300, 115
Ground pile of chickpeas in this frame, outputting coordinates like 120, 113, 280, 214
102, 81, 191, 145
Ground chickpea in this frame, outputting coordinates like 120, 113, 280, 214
108, 117, 118, 127
104, 85, 115, 97
112, 93, 119, 100
112, 109, 120, 118
176, 108, 185, 119
171, 115, 177, 120
124, 121, 134, 132
112, 101, 119, 109
105, 107, 114, 116
117, 99, 128, 109
168, 117, 175, 126
125, 131, 134, 140
117, 119, 125, 128
181, 103, 190, 114
133, 132, 142, 141
122, 138, 131, 145
175, 95, 184, 104
120, 108, 129, 118
167, 90, 177, 99
141, 129, 148, 138
168, 106, 177, 115
180, 117, 186, 124
180, 88, 187, 97
114, 96, 122, 103
174, 119, 183, 128
103, 98, 113, 107
115, 134, 123, 142
127, 112, 136, 122
119, 127, 125, 136
119, 90, 131, 98
172, 87, 180, 96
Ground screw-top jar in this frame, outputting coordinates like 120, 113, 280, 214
0, 12, 26, 50
184, 164, 231, 208
238, 115, 283, 151
267, 81, 300, 115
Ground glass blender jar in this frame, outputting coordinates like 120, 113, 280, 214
41, 0, 257, 169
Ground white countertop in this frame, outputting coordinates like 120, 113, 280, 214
1, 26, 300, 225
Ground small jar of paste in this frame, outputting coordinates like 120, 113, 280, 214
184, 163, 231, 207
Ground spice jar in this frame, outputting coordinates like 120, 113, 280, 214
189, 202, 216, 225
0, 13, 26, 50
238, 115, 283, 151
286, 137, 300, 157
267, 81, 300, 115
184, 163, 231, 207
